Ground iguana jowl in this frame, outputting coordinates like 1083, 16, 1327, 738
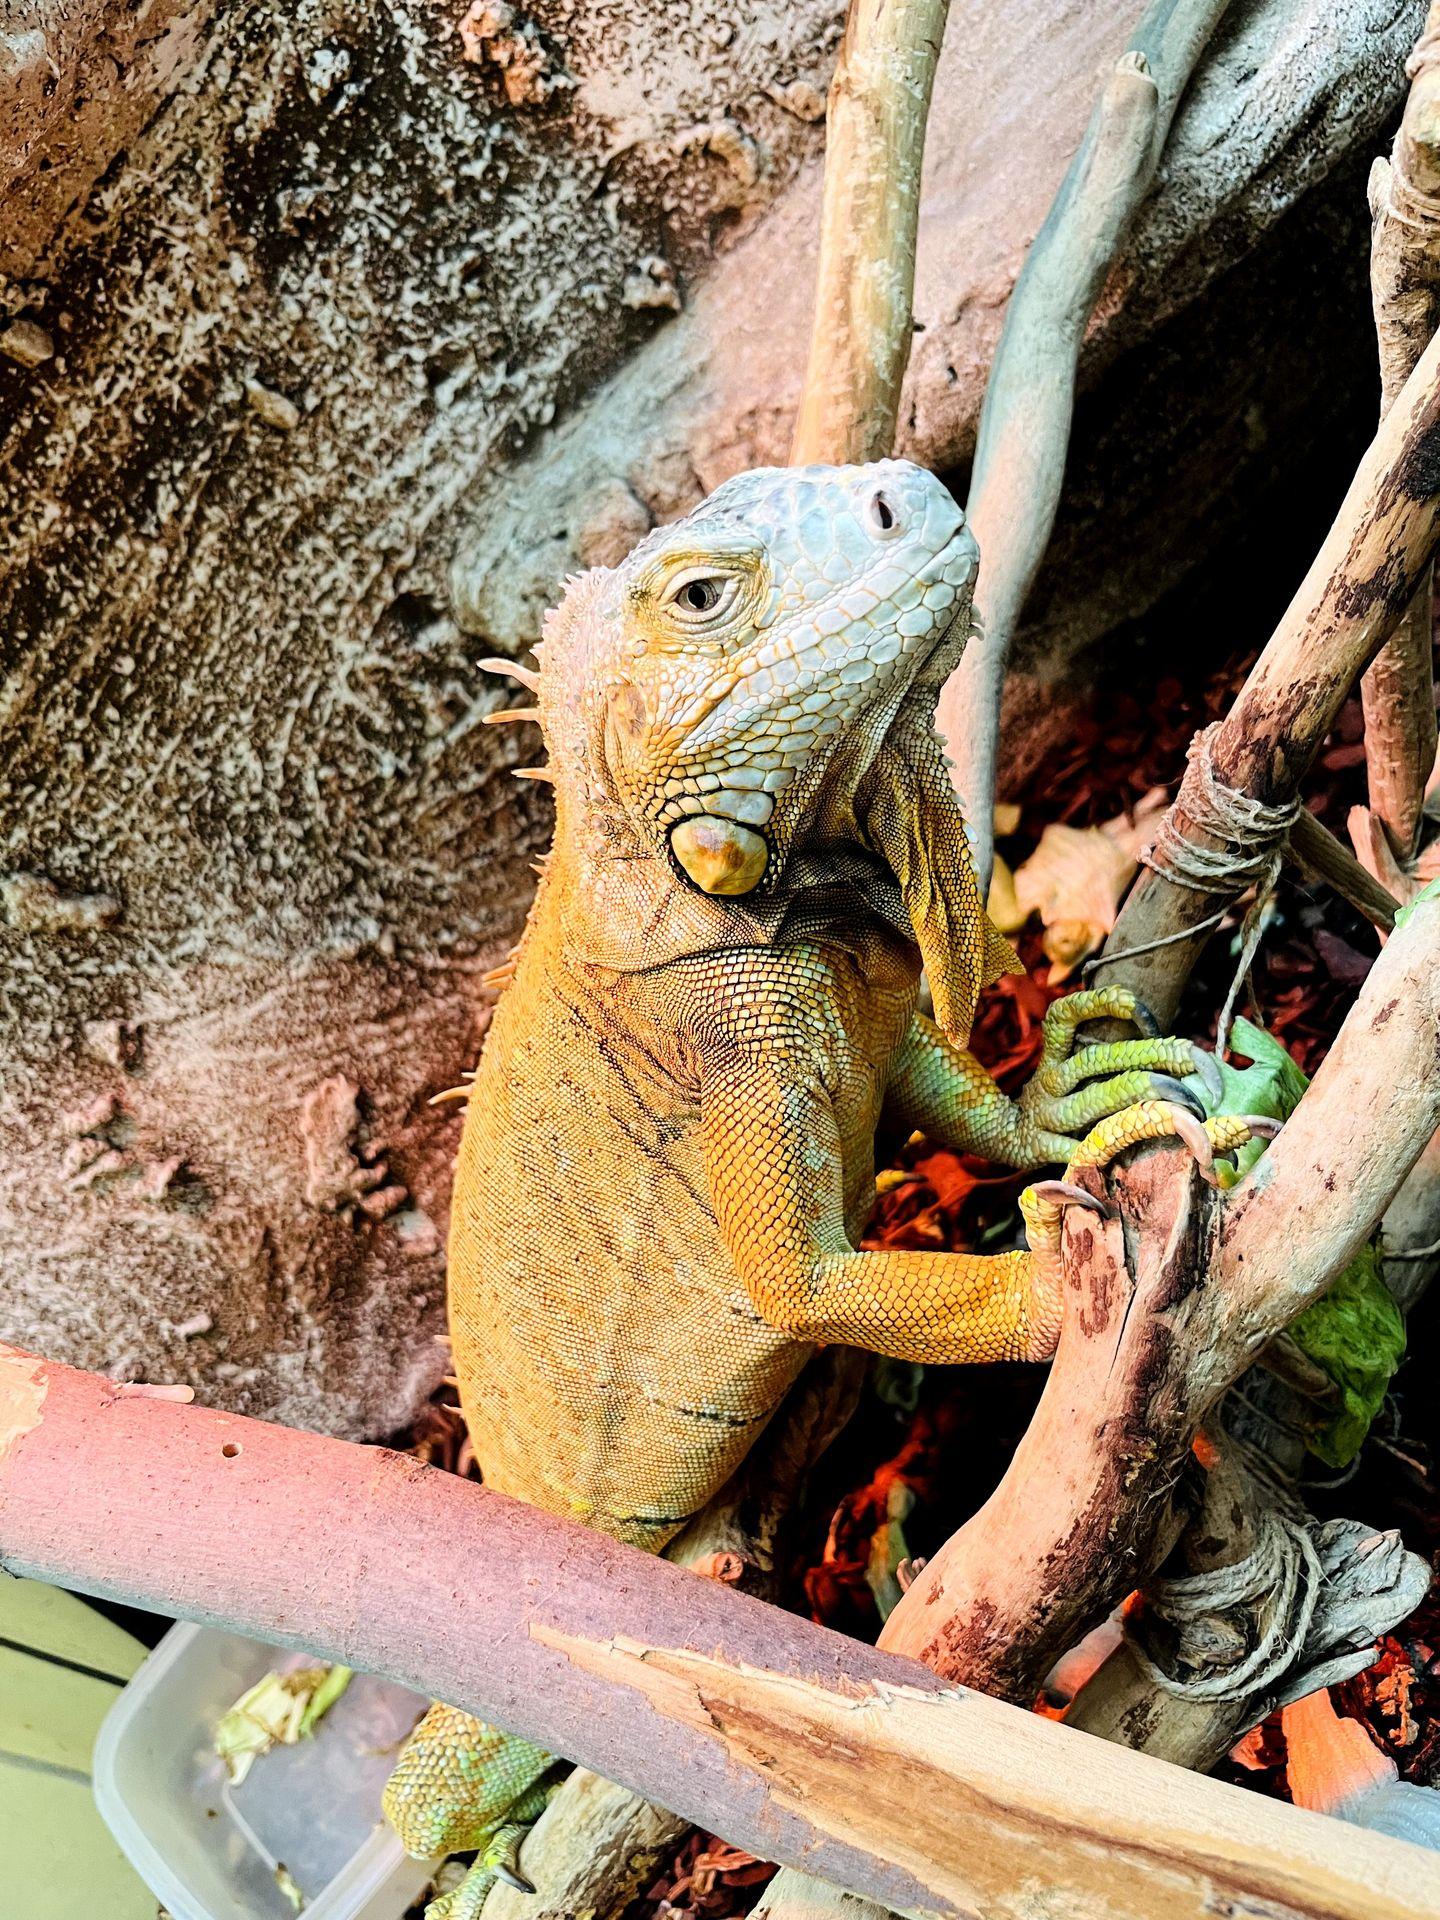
385, 462, 1246, 1916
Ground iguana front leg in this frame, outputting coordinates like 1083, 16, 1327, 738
705, 1057, 1050, 1363
885, 985, 1221, 1169
383, 1708, 555, 1920
704, 1053, 1253, 1367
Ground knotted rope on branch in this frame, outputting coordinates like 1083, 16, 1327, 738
1124, 1446, 1427, 1723
1087, 723, 1301, 1049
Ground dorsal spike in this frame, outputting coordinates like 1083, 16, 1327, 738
482, 707, 542, 726
513, 766, 554, 784
478, 656, 541, 694
428, 1084, 472, 1107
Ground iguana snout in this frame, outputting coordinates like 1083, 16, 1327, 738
569, 459, 976, 897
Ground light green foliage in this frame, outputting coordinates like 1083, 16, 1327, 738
1290, 1240, 1405, 1467
214, 1662, 354, 1785
1390, 873, 1440, 932
1205, 1015, 1404, 1465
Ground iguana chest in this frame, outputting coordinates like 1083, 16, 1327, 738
447, 918, 915, 1553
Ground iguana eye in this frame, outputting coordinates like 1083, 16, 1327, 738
660, 568, 739, 625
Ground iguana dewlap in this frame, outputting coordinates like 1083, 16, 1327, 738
385, 462, 1234, 1918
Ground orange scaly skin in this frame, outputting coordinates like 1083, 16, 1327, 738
385, 464, 1225, 1918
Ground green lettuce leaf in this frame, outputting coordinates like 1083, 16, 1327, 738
1202, 1016, 1404, 1465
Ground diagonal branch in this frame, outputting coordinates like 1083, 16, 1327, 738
1097, 316, 1440, 1029
939, 0, 1232, 894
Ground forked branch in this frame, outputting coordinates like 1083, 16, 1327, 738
883, 887, 1440, 1687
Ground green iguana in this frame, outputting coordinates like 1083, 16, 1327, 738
384, 461, 1250, 1917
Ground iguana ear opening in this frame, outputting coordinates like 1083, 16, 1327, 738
860, 738, 1022, 1045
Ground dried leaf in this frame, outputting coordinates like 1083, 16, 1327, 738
1009, 789, 1166, 980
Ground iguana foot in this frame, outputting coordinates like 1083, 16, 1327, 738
383, 1704, 554, 1918
1015, 987, 1222, 1164
1018, 1102, 1274, 1356
426, 1791, 553, 1920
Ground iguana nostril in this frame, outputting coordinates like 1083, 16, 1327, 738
866, 488, 901, 539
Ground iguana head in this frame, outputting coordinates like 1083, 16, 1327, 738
501, 460, 1014, 1037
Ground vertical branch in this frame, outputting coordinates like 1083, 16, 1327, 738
789, 0, 951, 467
939, 0, 1231, 893
1358, 7, 1440, 865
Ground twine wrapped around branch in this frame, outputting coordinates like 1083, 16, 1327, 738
1124, 1447, 1428, 1719
1087, 724, 1302, 1049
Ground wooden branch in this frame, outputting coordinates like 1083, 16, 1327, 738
878, 1142, 1218, 1693
1378, 1122, 1440, 1312
1062, 1442, 1268, 1772
938, 0, 1231, 892
789, 0, 950, 466
6, 1350, 1439, 1920
1099, 318, 1440, 1028
881, 885, 1440, 1696
1361, 3, 1440, 861
1287, 805, 1400, 932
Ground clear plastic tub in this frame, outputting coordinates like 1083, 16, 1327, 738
93, 1622, 438, 1920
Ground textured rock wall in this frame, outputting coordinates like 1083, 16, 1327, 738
0, 0, 1422, 1435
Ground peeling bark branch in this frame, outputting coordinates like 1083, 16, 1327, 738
1359, 4, 1440, 861
939, 0, 1231, 893
789, 0, 951, 465
2, 1345, 1439, 1920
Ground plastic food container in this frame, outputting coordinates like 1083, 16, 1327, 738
93, 1622, 437, 1920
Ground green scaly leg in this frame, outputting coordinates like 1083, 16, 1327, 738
383, 1705, 555, 1919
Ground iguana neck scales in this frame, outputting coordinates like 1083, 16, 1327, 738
385, 462, 1242, 1920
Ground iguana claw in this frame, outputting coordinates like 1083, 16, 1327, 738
1027, 1180, 1115, 1218
1146, 1075, 1207, 1121
1166, 1103, 1220, 1182
1188, 1047, 1224, 1105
